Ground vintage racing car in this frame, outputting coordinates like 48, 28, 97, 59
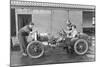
24, 30, 92, 58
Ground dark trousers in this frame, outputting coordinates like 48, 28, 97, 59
18, 32, 28, 53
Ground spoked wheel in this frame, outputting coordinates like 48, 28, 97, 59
74, 39, 88, 55
27, 41, 44, 58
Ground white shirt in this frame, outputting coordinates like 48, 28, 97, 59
71, 29, 78, 38
64, 29, 78, 38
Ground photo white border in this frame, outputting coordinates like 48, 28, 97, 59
0, 0, 98, 67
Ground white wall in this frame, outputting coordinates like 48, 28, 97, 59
15, 7, 83, 36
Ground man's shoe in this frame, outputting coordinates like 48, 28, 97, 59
22, 52, 27, 56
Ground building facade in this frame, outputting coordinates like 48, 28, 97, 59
10, 0, 95, 37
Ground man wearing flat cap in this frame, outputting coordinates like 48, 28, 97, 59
18, 22, 35, 56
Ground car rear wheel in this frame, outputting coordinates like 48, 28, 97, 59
74, 39, 88, 55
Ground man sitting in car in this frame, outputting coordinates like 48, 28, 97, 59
57, 20, 78, 42
63, 20, 78, 39
67, 25, 78, 39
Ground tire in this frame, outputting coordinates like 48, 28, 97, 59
74, 39, 88, 55
27, 41, 44, 58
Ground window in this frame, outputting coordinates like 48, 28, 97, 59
82, 11, 95, 36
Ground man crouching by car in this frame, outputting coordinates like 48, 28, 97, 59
18, 22, 34, 56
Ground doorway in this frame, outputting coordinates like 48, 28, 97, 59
18, 14, 32, 30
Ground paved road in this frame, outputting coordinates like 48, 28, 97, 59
10, 45, 95, 67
